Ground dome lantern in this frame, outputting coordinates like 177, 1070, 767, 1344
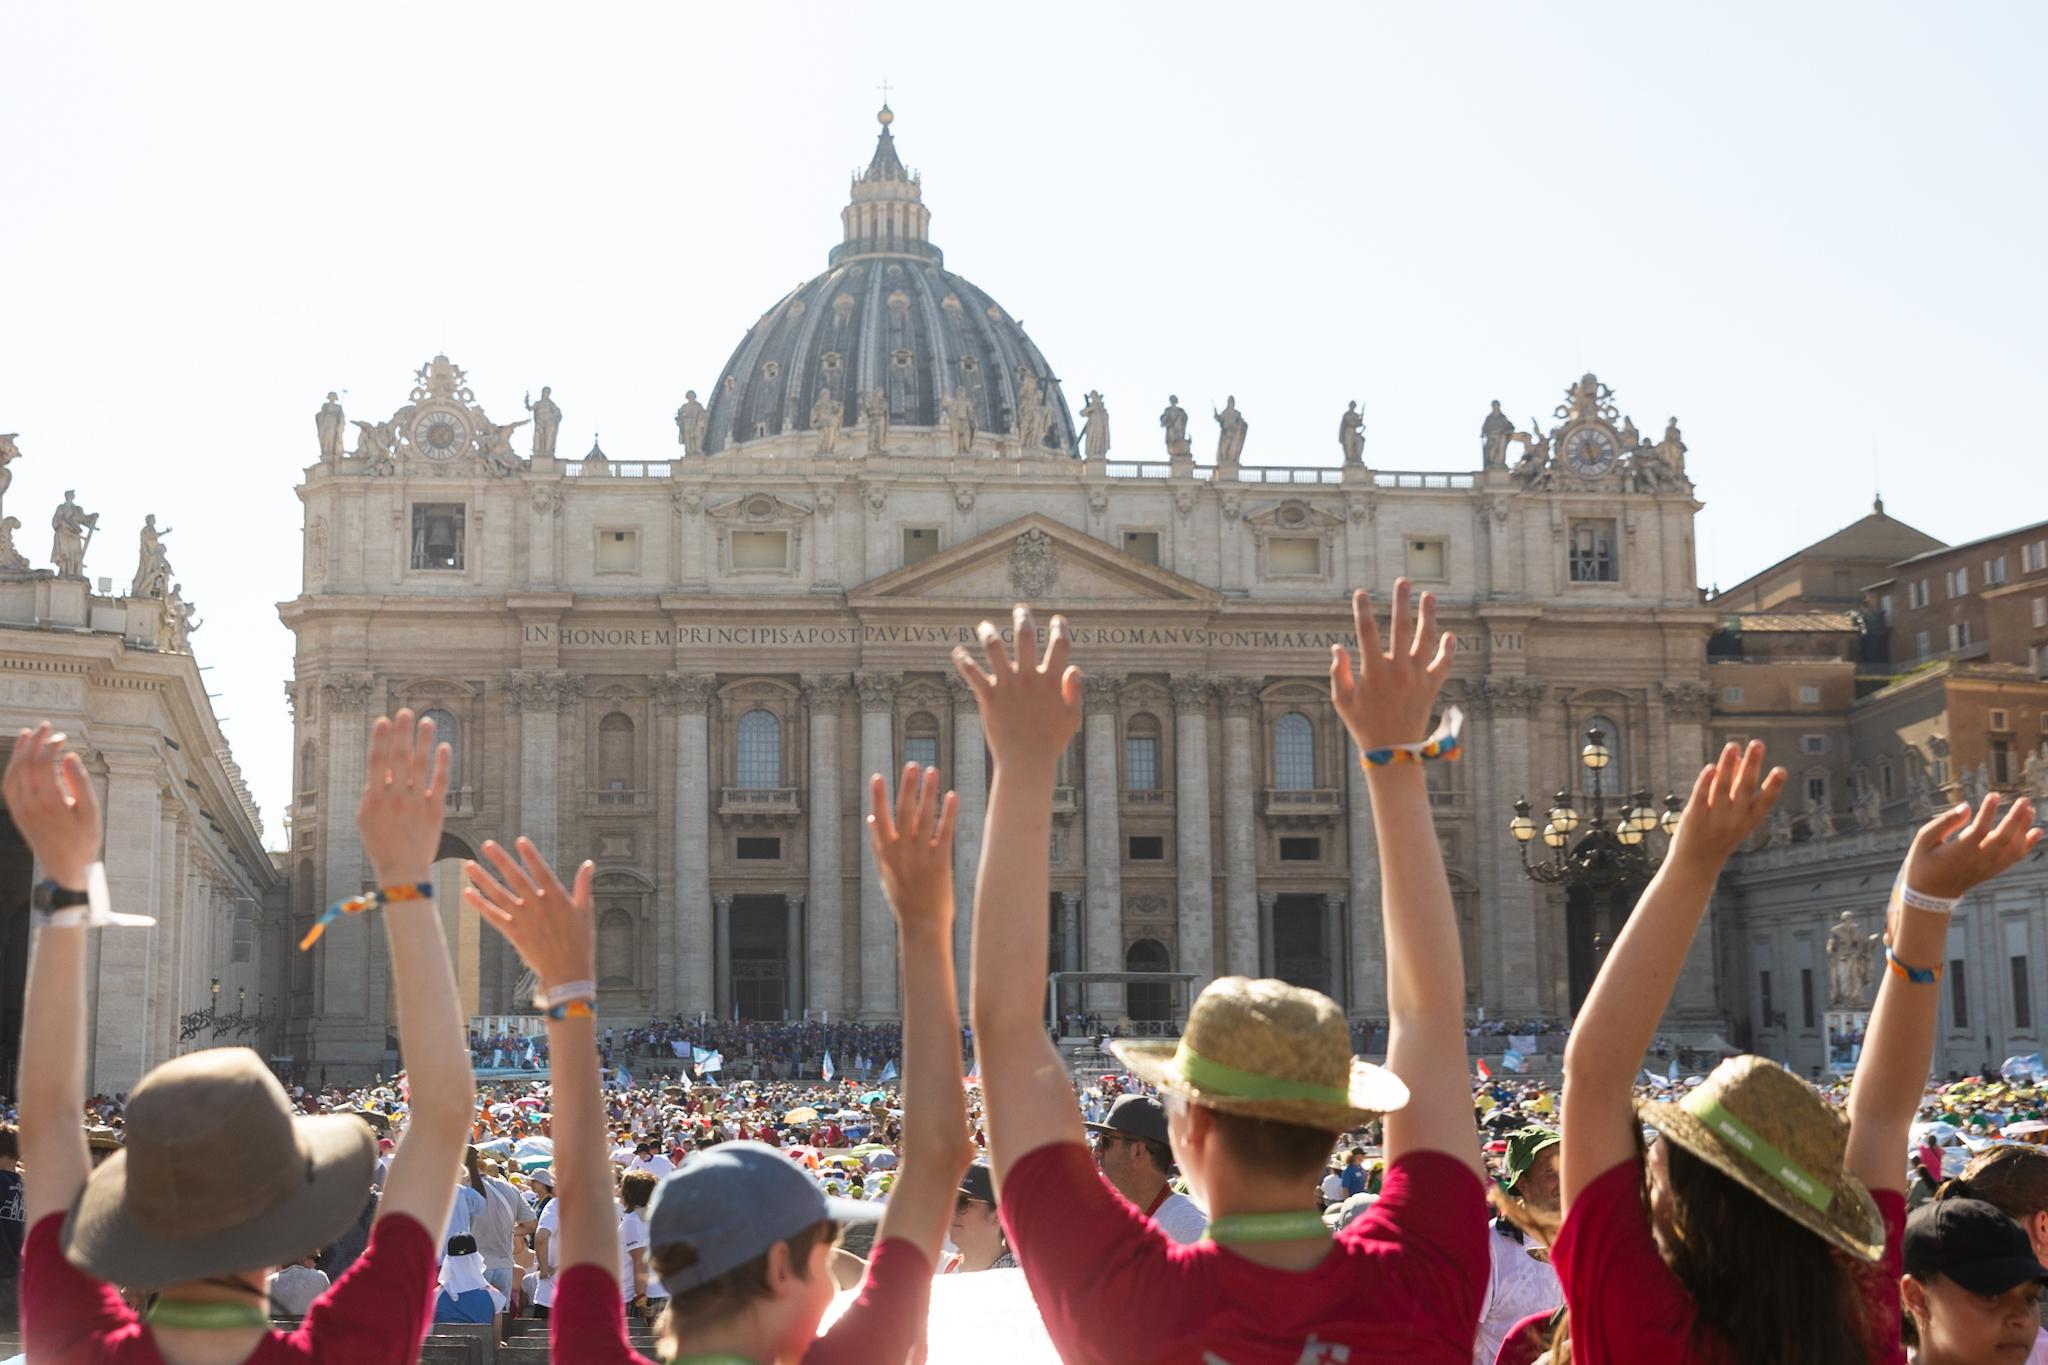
835, 104, 938, 268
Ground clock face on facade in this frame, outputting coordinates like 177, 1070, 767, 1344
1562, 426, 1618, 477
409, 408, 471, 461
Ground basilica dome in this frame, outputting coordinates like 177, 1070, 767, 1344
701, 108, 1076, 457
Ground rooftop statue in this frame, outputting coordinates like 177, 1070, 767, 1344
1213, 396, 1248, 464
812, 387, 845, 456
1480, 400, 1514, 469
525, 387, 562, 459
675, 391, 709, 456
315, 392, 345, 464
1159, 395, 1190, 457
131, 514, 174, 599
944, 386, 975, 456
50, 489, 96, 579
1079, 391, 1111, 460
1339, 400, 1365, 466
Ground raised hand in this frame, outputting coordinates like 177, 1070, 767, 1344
1329, 579, 1454, 752
357, 709, 452, 886
1, 723, 100, 889
1665, 740, 1788, 871
869, 764, 959, 930
464, 838, 596, 998
1899, 794, 2040, 904
952, 604, 1081, 772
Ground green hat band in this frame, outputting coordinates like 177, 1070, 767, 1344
1683, 1093, 1835, 1213
1173, 1042, 1351, 1106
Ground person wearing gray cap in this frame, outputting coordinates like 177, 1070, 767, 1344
469, 762, 975, 1364
1087, 1095, 1207, 1244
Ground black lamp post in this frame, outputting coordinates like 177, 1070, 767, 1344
1508, 729, 1684, 888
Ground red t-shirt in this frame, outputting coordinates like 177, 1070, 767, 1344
548, 1235, 934, 1365
21, 1209, 436, 1364
1551, 1157, 1907, 1365
999, 1140, 1488, 1364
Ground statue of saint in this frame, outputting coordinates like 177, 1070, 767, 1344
1806, 796, 1836, 839
525, 386, 563, 459
50, 490, 95, 578
1159, 395, 1190, 456
1826, 912, 1877, 1008
863, 387, 890, 454
0, 433, 19, 509
1339, 400, 1366, 466
0, 516, 27, 573
1212, 396, 1248, 464
1853, 782, 1883, 829
1480, 400, 1514, 468
944, 386, 976, 455
1015, 371, 1051, 452
164, 583, 202, 652
1079, 391, 1111, 460
131, 514, 173, 598
811, 387, 845, 455
1508, 421, 1551, 488
478, 417, 530, 475
351, 419, 396, 466
2026, 745, 2048, 802
1618, 416, 1644, 452
1657, 417, 1688, 473
674, 390, 709, 456
315, 392, 346, 464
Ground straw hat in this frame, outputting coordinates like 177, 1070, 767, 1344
1638, 1055, 1884, 1262
1109, 977, 1408, 1131
63, 1047, 374, 1290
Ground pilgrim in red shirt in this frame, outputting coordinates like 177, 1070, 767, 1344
1000, 1140, 1488, 1365
1551, 1156, 1907, 1365
548, 1235, 933, 1365
21, 1209, 437, 1364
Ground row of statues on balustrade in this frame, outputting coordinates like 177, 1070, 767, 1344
1758, 748, 2048, 851
0, 436, 202, 651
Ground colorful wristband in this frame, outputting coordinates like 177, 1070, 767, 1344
1359, 705, 1464, 769
544, 998, 595, 1022
1898, 885, 1961, 915
1886, 948, 1942, 985
297, 882, 433, 951
535, 979, 596, 1010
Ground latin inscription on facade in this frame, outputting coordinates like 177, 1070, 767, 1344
524, 622, 1460, 653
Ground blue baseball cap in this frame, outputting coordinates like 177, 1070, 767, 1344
646, 1140, 881, 1296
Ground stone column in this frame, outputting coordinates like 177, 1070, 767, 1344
713, 894, 733, 1020
660, 673, 716, 1018
1258, 892, 1277, 979
1059, 890, 1082, 1021
1170, 676, 1216, 989
786, 893, 806, 1018
95, 752, 162, 1093
803, 676, 850, 1018
856, 672, 900, 1016
1218, 677, 1261, 979
319, 673, 373, 1071
1477, 676, 1544, 1014
1082, 675, 1124, 1012
509, 670, 577, 862
1344, 735, 1386, 1016
1661, 682, 1720, 1022
1324, 893, 1346, 1007
947, 675, 986, 1009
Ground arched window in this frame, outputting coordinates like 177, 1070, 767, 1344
737, 710, 781, 788
1125, 938, 1171, 1024
902, 711, 939, 775
1582, 714, 1622, 797
598, 908, 636, 988
419, 707, 458, 788
298, 741, 316, 793
1274, 712, 1315, 790
1124, 714, 1161, 792
599, 712, 635, 791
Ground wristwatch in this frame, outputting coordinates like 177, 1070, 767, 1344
32, 879, 89, 915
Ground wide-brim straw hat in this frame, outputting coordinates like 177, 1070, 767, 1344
1638, 1054, 1884, 1262
1109, 976, 1408, 1131
63, 1046, 374, 1291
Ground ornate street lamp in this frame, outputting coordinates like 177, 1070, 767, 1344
1509, 728, 1684, 889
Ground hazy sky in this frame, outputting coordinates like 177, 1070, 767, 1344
1, 3, 2041, 846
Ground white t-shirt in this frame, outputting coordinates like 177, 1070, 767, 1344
533, 1198, 562, 1307
1319, 1172, 1346, 1204
619, 1209, 667, 1301
1474, 1222, 1561, 1365
1151, 1190, 1208, 1245
629, 1153, 676, 1179
443, 1184, 487, 1256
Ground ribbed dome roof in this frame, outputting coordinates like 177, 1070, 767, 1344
702, 108, 1076, 457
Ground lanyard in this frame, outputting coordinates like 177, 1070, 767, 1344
144, 1299, 271, 1330
669, 1357, 761, 1364
1203, 1211, 1333, 1245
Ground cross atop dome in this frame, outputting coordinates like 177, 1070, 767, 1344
837, 102, 936, 266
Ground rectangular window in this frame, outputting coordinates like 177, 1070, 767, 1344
595, 528, 640, 574
1882, 764, 1896, 799
2033, 597, 2047, 629
1952, 960, 1970, 1030
1124, 735, 1159, 792
1806, 774, 1827, 805
1761, 969, 1775, 1024
1121, 530, 1161, 566
1991, 709, 2011, 732
2016, 956, 2034, 1032
901, 527, 941, 566
1278, 836, 1321, 862
736, 836, 781, 861
731, 530, 790, 570
1405, 538, 1447, 581
1987, 556, 2009, 586
2025, 541, 2048, 574
1878, 593, 1894, 623
1916, 630, 1932, 659
1568, 520, 1619, 583
1948, 566, 1970, 598
1910, 579, 1931, 610
1799, 685, 1821, 705
1801, 968, 1816, 1030
1127, 835, 1165, 861
2033, 644, 2048, 680
902, 735, 938, 772
410, 504, 466, 571
1267, 537, 1321, 575
1801, 734, 1828, 754
1722, 685, 1743, 704
1991, 741, 2013, 786
1949, 621, 1972, 651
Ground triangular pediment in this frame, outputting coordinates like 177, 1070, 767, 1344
850, 514, 1222, 607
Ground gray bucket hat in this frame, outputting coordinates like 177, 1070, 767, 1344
647, 1140, 880, 1296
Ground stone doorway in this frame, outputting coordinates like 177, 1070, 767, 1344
729, 894, 792, 1021
1566, 882, 1643, 1014
1269, 893, 1330, 996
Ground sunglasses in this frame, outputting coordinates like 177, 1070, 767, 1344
954, 1195, 992, 1215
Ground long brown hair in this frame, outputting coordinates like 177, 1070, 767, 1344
1946, 1143, 2048, 1218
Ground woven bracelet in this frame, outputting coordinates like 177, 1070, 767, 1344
298, 883, 433, 951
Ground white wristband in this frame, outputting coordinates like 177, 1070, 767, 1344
1898, 885, 1961, 914
535, 979, 596, 1010
42, 863, 155, 929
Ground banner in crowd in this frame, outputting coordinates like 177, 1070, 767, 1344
1501, 1048, 1526, 1074
1509, 1034, 1537, 1056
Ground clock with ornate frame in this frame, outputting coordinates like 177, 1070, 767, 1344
1560, 424, 1620, 479
408, 406, 474, 462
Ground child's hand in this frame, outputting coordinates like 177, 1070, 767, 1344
464, 838, 596, 997
0, 723, 100, 889
869, 764, 958, 933
1665, 741, 1787, 871
1329, 579, 1453, 753
356, 710, 451, 886
1900, 795, 2040, 903
952, 604, 1080, 771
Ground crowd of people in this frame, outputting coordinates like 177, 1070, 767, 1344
2, 582, 2045, 1364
